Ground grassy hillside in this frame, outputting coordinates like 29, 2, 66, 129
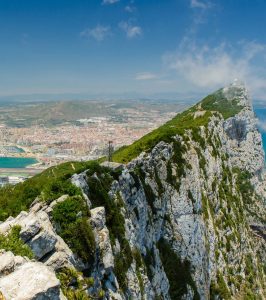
200, 88, 244, 119
112, 88, 243, 163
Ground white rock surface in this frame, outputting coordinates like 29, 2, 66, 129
0, 196, 85, 272
90, 206, 106, 230
0, 262, 61, 300
0, 251, 16, 277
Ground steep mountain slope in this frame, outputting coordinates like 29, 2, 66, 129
0, 82, 265, 300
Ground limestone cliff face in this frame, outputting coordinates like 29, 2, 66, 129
223, 83, 264, 178
0, 83, 265, 300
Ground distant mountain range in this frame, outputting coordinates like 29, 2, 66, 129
0, 99, 188, 127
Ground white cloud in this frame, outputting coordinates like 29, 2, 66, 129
119, 21, 142, 38
135, 72, 157, 80
163, 40, 266, 99
190, 0, 212, 10
102, 0, 119, 5
125, 5, 135, 13
80, 25, 111, 41
189, 0, 214, 27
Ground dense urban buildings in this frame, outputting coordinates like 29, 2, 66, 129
0, 100, 186, 183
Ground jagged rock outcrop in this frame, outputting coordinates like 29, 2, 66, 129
0, 251, 28, 276
223, 84, 264, 177
0, 257, 62, 300
0, 82, 265, 300
0, 201, 84, 271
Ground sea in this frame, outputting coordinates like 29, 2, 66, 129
0, 157, 37, 168
255, 108, 266, 155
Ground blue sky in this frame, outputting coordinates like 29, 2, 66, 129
0, 0, 266, 101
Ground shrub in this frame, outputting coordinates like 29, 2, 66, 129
135, 167, 157, 213
57, 267, 95, 299
132, 247, 143, 270
191, 127, 206, 149
114, 238, 133, 291
0, 225, 34, 259
143, 247, 155, 281
157, 238, 200, 300
188, 190, 195, 203
87, 174, 125, 245
201, 193, 209, 220
0, 160, 95, 221
166, 161, 176, 187
215, 271, 231, 300
52, 196, 95, 264
85, 163, 133, 290
154, 168, 164, 196
172, 140, 186, 178
132, 248, 145, 297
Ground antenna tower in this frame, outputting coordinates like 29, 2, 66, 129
108, 141, 113, 162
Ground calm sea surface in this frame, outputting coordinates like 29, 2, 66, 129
0, 157, 37, 168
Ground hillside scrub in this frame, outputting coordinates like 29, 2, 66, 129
52, 195, 96, 264
0, 225, 34, 259
157, 238, 200, 300
0, 161, 95, 221
85, 164, 133, 290
112, 88, 242, 163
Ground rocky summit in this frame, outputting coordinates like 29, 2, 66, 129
0, 82, 265, 299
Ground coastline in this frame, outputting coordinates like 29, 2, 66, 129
0, 167, 42, 176
0, 157, 38, 169
26, 160, 43, 169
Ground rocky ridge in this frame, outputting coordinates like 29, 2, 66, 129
0, 82, 265, 299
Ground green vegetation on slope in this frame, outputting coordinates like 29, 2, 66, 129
157, 238, 200, 300
201, 88, 243, 119
52, 195, 95, 264
112, 108, 212, 163
86, 162, 124, 245
0, 161, 99, 266
0, 161, 95, 221
201, 158, 266, 299
57, 267, 105, 300
210, 272, 231, 300
85, 162, 133, 291
112, 87, 243, 163
0, 225, 34, 258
